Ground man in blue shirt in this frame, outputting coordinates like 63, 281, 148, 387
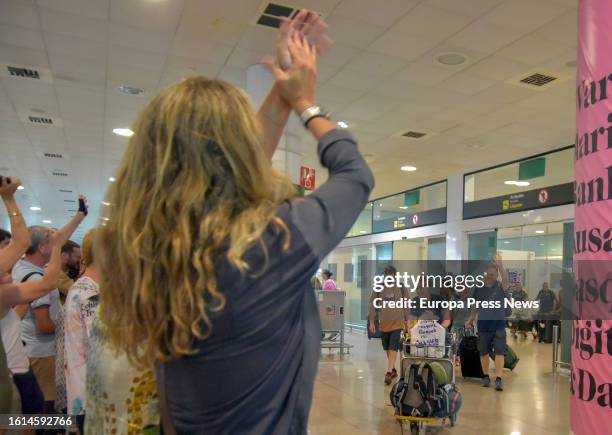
467, 254, 510, 391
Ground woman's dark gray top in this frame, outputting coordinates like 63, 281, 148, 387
157, 129, 374, 434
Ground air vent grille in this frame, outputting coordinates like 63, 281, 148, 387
43, 152, 62, 159
63, 199, 76, 203
257, 3, 297, 28
28, 116, 54, 125
519, 72, 557, 87
52, 171, 68, 177
7, 66, 40, 79
402, 131, 427, 139
58, 189, 73, 193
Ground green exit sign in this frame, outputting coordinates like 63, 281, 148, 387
519, 157, 546, 180
404, 190, 420, 207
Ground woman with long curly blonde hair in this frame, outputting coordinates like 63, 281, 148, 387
92, 13, 373, 435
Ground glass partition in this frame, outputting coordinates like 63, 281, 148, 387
345, 202, 373, 237
372, 181, 447, 233
463, 146, 574, 219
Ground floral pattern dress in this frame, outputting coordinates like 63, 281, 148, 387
64, 276, 100, 415
85, 316, 159, 435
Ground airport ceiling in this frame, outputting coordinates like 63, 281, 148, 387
0, 0, 577, 237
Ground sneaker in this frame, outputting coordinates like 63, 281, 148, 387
384, 372, 393, 385
495, 377, 503, 391
391, 368, 398, 379
482, 375, 490, 388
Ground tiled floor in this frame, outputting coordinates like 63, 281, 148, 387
309, 332, 570, 435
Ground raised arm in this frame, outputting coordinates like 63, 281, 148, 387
0, 176, 30, 272
258, 10, 330, 158
55, 195, 88, 243
269, 31, 374, 260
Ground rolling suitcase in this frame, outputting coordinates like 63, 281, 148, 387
459, 336, 484, 378
489, 345, 520, 371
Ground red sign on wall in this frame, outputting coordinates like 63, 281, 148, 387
300, 166, 316, 191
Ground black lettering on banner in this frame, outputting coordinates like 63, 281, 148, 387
574, 227, 612, 253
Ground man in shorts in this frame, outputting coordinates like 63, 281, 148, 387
467, 254, 510, 391
368, 266, 409, 385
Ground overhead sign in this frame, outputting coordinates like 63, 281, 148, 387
299, 166, 315, 191
373, 207, 446, 233
463, 183, 574, 219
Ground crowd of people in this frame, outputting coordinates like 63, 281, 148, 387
367, 259, 563, 392
0, 9, 374, 435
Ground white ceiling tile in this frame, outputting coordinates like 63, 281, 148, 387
109, 21, 173, 54
497, 35, 573, 66
48, 52, 106, 86
531, 8, 577, 48
225, 48, 268, 69
0, 43, 48, 67
37, 0, 110, 20
474, 83, 537, 105
235, 25, 276, 54
369, 32, 439, 61
110, 0, 184, 32
164, 56, 223, 77
109, 44, 166, 71
0, 1, 39, 29
317, 82, 363, 105
423, 0, 504, 18
326, 69, 380, 92
0, 23, 45, 51
482, 0, 572, 33
393, 63, 457, 86
464, 55, 531, 81
45, 32, 106, 62
170, 35, 233, 65
438, 72, 497, 95
448, 19, 524, 54
318, 42, 361, 68
40, 8, 108, 43
343, 51, 408, 77
333, 0, 419, 27
325, 13, 386, 49
389, 4, 473, 42
182, 0, 261, 25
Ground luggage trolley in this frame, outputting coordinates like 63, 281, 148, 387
316, 290, 353, 355
394, 330, 459, 435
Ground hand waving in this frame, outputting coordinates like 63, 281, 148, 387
276, 9, 331, 70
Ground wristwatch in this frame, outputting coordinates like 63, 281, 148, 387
299, 105, 330, 128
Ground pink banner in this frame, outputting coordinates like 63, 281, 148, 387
572, 1, 612, 434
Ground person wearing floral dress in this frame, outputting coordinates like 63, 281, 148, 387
63, 230, 99, 432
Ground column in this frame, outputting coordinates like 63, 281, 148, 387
245, 64, 302, 185
572, 2, 612, 434
445, 174, 466, 263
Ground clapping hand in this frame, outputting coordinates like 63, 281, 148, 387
0, 175, 22, 199
275, 9, 332, 70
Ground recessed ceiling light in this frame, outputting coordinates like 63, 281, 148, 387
42, 219, 52, 224
539, 243, 545, 246
535, 230, 545, 234
112, 128, 134, 137
101, 201, 111, 206
118, 84, 145, 96
436, 52, 467, 66
515, 181, 530, 186
337, 121, 349, 129
30, 206, 41, 211
17, 185, 24, 190
400, 165, 417, 172
359, 230, 367, 234
503, 241, 511, 244
504, 180, 517, 185
399, 206, 408, 210
102, 217, 110, 221
108, 177, 116, 182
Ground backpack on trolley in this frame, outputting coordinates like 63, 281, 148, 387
390, 363, 437, 418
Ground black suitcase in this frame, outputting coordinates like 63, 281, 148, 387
459, 336, 484, 378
